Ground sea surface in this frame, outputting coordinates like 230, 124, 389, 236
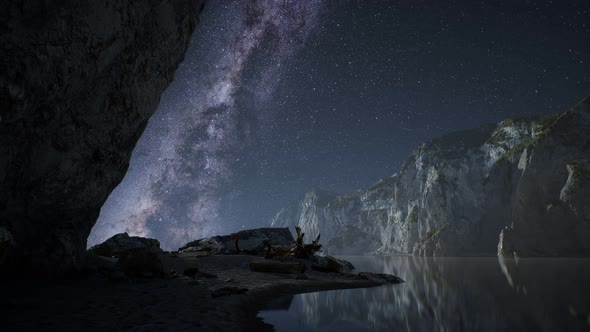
258, 256, 590, 331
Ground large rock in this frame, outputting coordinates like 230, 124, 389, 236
88, 232, 162, 258
180, 237, 226, 254
179, 227, 294, 254
272, 97, 590, 257
311, 255, 355, 273
0, 0, 205, 275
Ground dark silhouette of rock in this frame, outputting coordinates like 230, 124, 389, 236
357, 272, 405, 284
180, 237, 226, 254
88, 232, 162, 258
311, 255, 355, 273
180, 227, 294, 254
0, 0, 205, 276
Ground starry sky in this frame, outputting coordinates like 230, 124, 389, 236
88, 0, 589, 250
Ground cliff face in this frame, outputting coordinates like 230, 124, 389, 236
0, 0, 205, 275
272, 97, 590, 257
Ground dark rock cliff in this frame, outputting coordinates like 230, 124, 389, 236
0, 0, 205, 276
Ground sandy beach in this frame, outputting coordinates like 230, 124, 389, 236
3, 253, 399, 331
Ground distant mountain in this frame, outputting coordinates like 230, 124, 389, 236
270, 97, 590, 257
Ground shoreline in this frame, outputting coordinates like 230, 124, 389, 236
170, 253, 402, 331
3, 253, 401, 331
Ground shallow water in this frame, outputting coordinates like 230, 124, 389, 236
258, 256, 590, 331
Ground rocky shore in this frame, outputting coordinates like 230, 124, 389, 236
2, 252, 402, 331
3, 229, 402, 331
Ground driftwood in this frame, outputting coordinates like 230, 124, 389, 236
291, 226, 322, 258
249, 260, 306, 274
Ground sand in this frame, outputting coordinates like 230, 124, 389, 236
2, 253, 397, 331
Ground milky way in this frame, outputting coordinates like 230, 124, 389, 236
90, 1, 589, 250
89, 0, 324, 249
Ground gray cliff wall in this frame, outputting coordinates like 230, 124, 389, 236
272, 97, 590, 257
0, 0, 205, 274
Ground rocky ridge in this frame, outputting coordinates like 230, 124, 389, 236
0, 0, 205, 275
179, 227, 294, 254
272, 97, 590, 257
88, 232, 162, 258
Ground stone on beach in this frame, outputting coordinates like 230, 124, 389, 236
311, 255, 355, 273
179, 227, 294, 254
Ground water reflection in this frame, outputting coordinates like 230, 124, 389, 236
259, 256, 590, 331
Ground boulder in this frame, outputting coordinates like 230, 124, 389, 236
180, 228, 294, 254
179, 237, 225, 253
311, 255, 355, 273
88, 233, 162, 258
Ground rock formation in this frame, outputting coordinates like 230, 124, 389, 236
179, 227, 295, 254
0, 0, 205, 275
271, 97, 590, 257
88, 232, 162, 258
311, 255, 355, 273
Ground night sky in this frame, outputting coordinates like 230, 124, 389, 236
89, 0, 589, 250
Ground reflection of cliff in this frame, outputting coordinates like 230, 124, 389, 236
272, 98, 590, 257
286, 256, 590, 331
496, 257, 590, 330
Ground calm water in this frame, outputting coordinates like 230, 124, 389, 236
258, 256, 590, 332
